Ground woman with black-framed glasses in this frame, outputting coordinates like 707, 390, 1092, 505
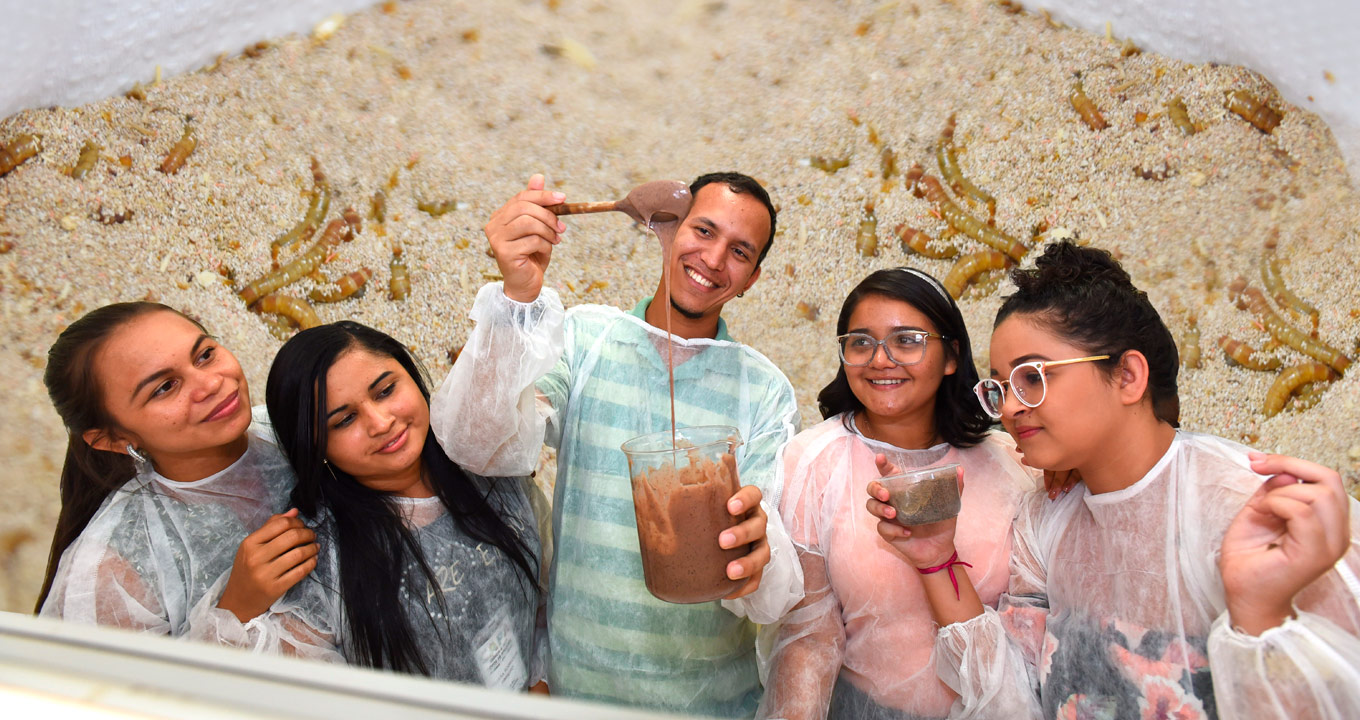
869, 241, 1360, 719
758, 267, 1045, 720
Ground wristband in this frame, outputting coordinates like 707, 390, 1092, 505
917, 551, 972, 601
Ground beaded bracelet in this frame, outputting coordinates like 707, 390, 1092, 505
917, 551, 972, 601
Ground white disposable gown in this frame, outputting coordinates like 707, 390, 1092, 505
193, 475, 545, 689
759, 417, 1039, 720
934, 431, 1360, 720
41, 408, 294, 635
431, 283, 805, 717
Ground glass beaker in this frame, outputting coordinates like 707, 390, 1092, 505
621, 425, 748, 604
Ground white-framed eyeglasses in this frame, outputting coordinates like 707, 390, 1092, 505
837, 330, 945, 367
973, 355, 1110, 419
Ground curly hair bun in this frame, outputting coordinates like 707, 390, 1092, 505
997, 239, 1180, 427
1017, 240, 1133, 293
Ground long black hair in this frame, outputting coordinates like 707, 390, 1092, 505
996, 240, 1180, 426
37, 302, 207, 612
265, 321, 536, 675
817, 267, 991, 448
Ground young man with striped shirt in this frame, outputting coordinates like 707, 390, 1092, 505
432, 172, 803, 716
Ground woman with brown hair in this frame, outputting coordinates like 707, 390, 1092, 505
38, 302, 314, 634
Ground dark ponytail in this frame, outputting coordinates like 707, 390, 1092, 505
266, 321, 536, 675
37, 302, 206, 612
997, 241, 1181, 426
817, 267, 991, 447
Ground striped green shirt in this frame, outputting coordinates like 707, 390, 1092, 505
537, 298, 799, 717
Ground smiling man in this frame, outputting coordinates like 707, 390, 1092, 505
431, 172, 803, 716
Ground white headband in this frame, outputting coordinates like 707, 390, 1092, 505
899, 267, 954, 305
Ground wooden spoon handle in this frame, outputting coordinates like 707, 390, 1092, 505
547, 201, 619, 216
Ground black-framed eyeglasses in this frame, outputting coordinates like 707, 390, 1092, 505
973, 355, 1110, 419
837, 330, 946, 367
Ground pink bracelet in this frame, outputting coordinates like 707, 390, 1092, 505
917, 551, 972, 601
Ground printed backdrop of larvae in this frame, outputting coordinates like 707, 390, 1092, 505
2, 0, 1360, 614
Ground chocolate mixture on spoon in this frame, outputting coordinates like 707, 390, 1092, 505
547, 180, 693, 246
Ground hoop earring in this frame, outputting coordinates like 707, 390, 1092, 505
737, 292, 745, 298
126, 444, 150, 465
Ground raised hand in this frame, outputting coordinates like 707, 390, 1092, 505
217, 509, 319, 622
1221, 452, 1352, 635
483, 173, 566, 302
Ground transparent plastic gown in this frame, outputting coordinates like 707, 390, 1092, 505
194, 474, 545, 689
934, 431, 1360, 720
431, 283, 805, 717
41, 408, 294, 635
759, 416, 1039, 720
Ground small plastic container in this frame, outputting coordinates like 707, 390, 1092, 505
882, 463, 961, 526
621, 425, 747, 604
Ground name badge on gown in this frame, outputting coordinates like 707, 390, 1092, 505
474, 606, 527, 689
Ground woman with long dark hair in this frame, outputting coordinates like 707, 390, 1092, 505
200, 321, 543, 689
39, 302, 313, 633
870, 241, 1360, 718
759, 268, 1041, 719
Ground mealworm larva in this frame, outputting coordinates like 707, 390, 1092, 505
1226, 90, 1283, 134
905, 162, 925, 195
943, 250, 1009, 299
389, 252, 410, 301
258, 311, 297, 341
856, 202, 879, 257
1166, 97, 1197, 135
272, 171, 331, 262
1289, 381, 1328, 412
70, 141, 101, 179
254, 293, 322, 331
417, 199, 460, 217
1240, 286, 1350, 375
158, 123, 196, 174
964, 268, 1006, 299
809, 156, 851, 174
1264, 362, 1335, 417
896, 225, 959, 259
880, 146, 897, 179
241, 219, 349, 305
0, 134, 42, 177
1260, 241, 1319, 333
342, 206, 362, 235
918, 175, 1027, 261
369, 189, 387, 223
1181, 316, 1201, 369
1217, 336, 1282, 371
936, 115, 997, 218
1069, 76, 1108, 131
309, 267, 373, 303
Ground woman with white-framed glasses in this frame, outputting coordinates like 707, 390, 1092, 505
868, 241, 1360, 718
758, 268, 1043, 720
